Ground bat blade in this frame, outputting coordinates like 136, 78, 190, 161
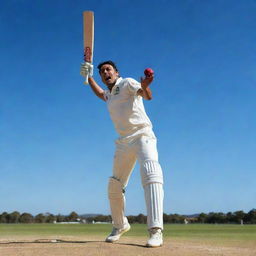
83, 11, 94, 84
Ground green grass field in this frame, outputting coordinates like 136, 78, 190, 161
0, 223, 256, 243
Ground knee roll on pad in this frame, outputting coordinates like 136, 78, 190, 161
141, 160, 163, 187
108, 177, 125, 199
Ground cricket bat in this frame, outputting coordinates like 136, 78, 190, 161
83, 11, 94, 84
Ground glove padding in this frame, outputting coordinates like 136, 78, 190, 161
80, 62, 94, 78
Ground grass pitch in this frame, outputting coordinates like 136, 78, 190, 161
0, 223, 255, 242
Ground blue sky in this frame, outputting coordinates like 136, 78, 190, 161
1, 0, 255, 216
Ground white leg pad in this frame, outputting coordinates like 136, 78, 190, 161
108, 177, 128, 229
140, 160, 164, 230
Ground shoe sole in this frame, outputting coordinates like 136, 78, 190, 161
146, 243, 163, 248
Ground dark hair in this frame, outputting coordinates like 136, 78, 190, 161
97, 60, 119, 73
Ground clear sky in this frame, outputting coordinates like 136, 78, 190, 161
1, 0, 255, 216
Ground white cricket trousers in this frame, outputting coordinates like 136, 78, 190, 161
108, 134, 164, 230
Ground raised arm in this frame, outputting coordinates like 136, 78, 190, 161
88, 77, 105, 101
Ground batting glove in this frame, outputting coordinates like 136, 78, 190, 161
80, 62, 94, 78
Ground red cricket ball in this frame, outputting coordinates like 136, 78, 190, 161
144, 68, 154, 77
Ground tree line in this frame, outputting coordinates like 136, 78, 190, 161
0, 209, 255, 224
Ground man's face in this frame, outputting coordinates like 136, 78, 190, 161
99, 64, 119, 86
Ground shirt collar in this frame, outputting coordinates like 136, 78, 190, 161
115, 77, 122, 86
108, 77, 122, 93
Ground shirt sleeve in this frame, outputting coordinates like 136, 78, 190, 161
126, 78, 141, 96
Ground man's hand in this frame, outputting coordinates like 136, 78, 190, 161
137, 75, 154, 100
80, 62, 93, 84
141, 75, 154, 90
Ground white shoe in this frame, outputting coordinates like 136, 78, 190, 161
105, 223, 131, 243
146, 228, 163, 248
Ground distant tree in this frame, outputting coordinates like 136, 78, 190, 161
19, 213, 34, 223
68, 212, 79, 222
207, 212, 226, 224
56, 214, 66, 222
169, 214, 177, 223
226, 212, 235, 223
8, 211, 20, 223
245, 209, 256, 224
2, 209, 255, 225
169, 214, 184, 223
46, 214, 56, 223
35, 214, 46, 223
136, 214, 146, 224
233, 211, 245, 224
106, 215, 112, 222
127, 215, 136, 224
198, 213, 207, 223
179, 215, 186, 223
94, 215, 103, 222
0, 212, 8, 223
216, 212, 226, 223
94, 215, 111, 222
163, 213, 170, 223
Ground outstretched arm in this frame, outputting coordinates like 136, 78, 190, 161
137, 76, 154, 100
88, 77, 105, 101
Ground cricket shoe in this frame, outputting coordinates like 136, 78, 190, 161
105, 223, 131, 243
146, 228, 163, 248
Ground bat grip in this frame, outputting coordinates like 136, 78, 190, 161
84, 74, 89, 85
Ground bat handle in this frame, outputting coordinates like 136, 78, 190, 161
84, 74, 89, 85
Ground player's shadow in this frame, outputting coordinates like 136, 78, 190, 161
117, 242, 147, 248
0, 239, 102, 244
0, 239, 147, 248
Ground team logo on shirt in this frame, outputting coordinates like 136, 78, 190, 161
114, 86, 120, 95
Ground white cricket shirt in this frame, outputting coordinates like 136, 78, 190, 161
104, 77, 154, 139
